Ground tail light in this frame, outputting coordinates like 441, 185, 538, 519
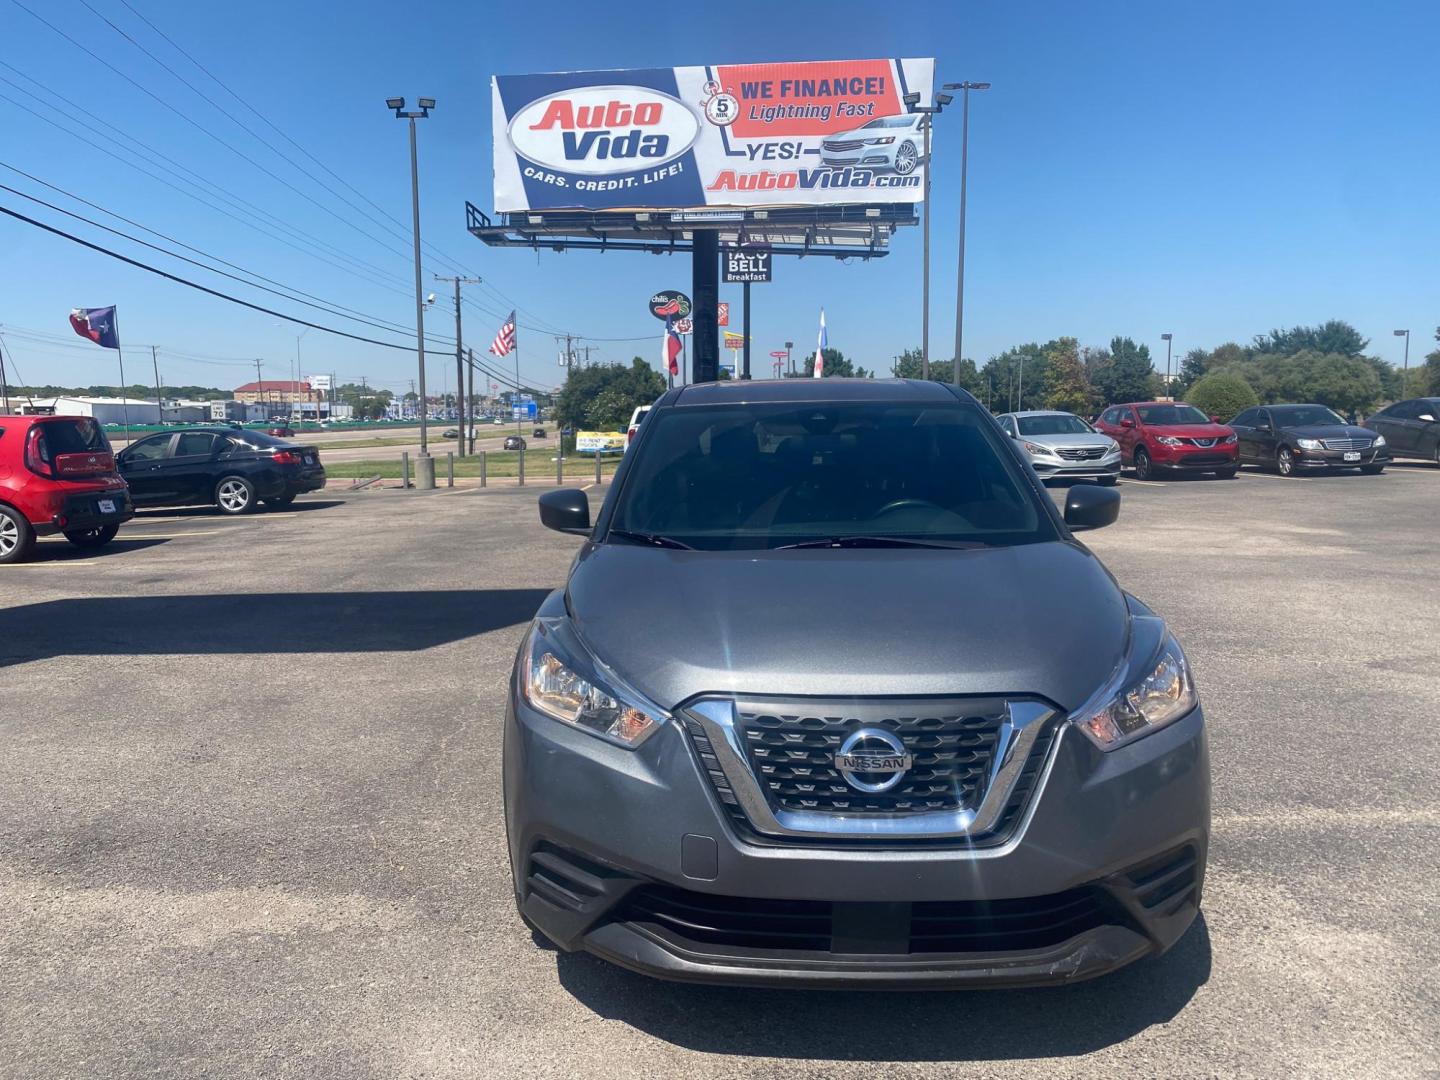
627, 428, 637, 444
272, 450, 298, 464
24, 427, 54, 478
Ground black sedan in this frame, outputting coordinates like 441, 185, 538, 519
1228, 404, 1390, 476
117, 428, 325, 514
503, 435, 527, 451
1365, 397, 1440, 464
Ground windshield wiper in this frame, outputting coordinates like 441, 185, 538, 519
607, 528, 695, 550
776, 535, 985, 551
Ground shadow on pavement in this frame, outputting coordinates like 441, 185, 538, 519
29, 538, 171, 562
555, 916, 1211, 1061
0, 588, 549, 666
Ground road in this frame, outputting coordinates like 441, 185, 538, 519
1, 466, 1436, 1078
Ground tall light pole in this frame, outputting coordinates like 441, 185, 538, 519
387, 95, 435, 488
1161, 332, 1173, 398
295, 327, 311, 421
1394, 329, 1410, 394
785, 341, 793, 376
903, 90, 952, 380
943, 81, 990, 390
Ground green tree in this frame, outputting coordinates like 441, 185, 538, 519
981, 344, 1047, 412
555, 358, 666, 431
1301, 352, 1382, 414
1252, 319, 1367, 357
335, 382, 392, 420
892, 347, 983, 396
794, 348, 869, 378
1092, 337, 1155, 405
1175, 348, 1209, 395
1186, 371, 1258, 421
1042, 337, 1094, 415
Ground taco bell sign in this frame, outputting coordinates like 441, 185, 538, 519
492, 58, 935, 212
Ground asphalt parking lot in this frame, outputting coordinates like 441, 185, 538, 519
2, 465, 1437, 1079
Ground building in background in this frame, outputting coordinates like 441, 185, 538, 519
19, 396, 157, 424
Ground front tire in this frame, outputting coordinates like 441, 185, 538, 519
1277, 446, 1296, 477
0, 504, 36, 564
64, 523, 120, 548
1133, 447, 1154, 480
215, 475, 257, 515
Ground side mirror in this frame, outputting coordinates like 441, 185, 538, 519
1064, 484, 1121, 531
1119, 417, 1135, 429
1420, 414, 1436, 423
538, 488, 591, 534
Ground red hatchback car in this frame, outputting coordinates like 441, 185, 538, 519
0, 414, 134, 563
1095, 402, 1238, 480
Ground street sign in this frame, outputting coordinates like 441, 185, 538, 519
723, 248, 772, 283
649, 290, 692, 321
718, 303, 729, 327
769, 350, 788, 358
723, 332, 747, 349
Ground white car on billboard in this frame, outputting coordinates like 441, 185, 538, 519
820, 113, 925, 174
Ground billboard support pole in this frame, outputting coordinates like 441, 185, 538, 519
692, 230, 719, 384
742, 281, 751, 380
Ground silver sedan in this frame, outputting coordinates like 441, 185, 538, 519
996, 410, 1121, 484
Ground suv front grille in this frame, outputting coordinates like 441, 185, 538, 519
737, 707, 1005, 814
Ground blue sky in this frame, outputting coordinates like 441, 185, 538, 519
1, 0, 1436, 395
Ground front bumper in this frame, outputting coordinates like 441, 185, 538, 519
504, 689, 1209, 988
34, 488, 135, 536
1293, 446, 1391, 469
1151, 446, 1237, 471
1028, 455, 1122, 480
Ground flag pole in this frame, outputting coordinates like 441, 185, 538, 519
116, 348, 131, 444
515, 339, 522, 438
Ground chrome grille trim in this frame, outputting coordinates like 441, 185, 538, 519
1321, 438, 1371, 451
822, 139, 863, 151
682, 697, 1057, 839
1183, 437, 1218, 448
1054, 446, 1108, 461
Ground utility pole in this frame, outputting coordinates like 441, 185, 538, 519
942, 81, 991, 391
253, 359, 263, 422
0, 330, 9, 414
435, 275, 480, 454
785, 341, 794, 376
151, 346, 163, 424
387, 95, 435, 485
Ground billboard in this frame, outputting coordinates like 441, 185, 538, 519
492, 58, 934, 212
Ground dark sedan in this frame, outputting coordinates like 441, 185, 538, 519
1228, 404, 1390, 476
1365, 397, 1440, 465
117, 428, 325, 514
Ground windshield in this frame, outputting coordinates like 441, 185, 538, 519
38, 418, 109, 455
1273, 406, 1345, 427
861, 115, 915, 130
1017, 414, 1093, 436
1136, 404, 1210, 425
609, 402, 1052, 551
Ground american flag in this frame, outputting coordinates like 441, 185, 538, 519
489, 310, 516, 357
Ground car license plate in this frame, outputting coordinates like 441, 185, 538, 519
1343, 452, 1360, 462
97, 498, 116, 514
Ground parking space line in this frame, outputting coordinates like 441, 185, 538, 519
1117, 477, 1167, 487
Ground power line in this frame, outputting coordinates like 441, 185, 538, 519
112, 0, 479, 280
0, 201, 421, 350
0, 176, 459, 348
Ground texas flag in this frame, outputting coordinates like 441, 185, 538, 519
69, 306, 121, 349
662, 314, 682, 377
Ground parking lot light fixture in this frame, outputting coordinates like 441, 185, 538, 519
940, 81, 991, 391
1161, 333, 1173, 397
1394, 329, 1410, 385
906, 90, 949, 381
387, 95, 435, 485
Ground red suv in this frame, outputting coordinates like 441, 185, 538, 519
1095, 402, 1238, 480
0, 415, 134, 563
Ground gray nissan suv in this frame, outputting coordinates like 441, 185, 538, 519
506, 378, 1209, 988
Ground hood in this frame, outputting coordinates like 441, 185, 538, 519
1278, 424, 1375, 440
1144, 422, 1232, 438
1022, 432, 1116, 448
565, 541, 1129, 712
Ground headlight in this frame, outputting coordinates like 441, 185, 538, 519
1104, 439, 1120, 453
521, 618, 666, 747
1022, 440, 1057, 456
1074, 636, 1196, 751
1373, 434, 1386, 447
1154, 435, 1183, 446
1222, 432, 1238, 444
1296, 438, 1323, 450
863, 136, 895, 145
